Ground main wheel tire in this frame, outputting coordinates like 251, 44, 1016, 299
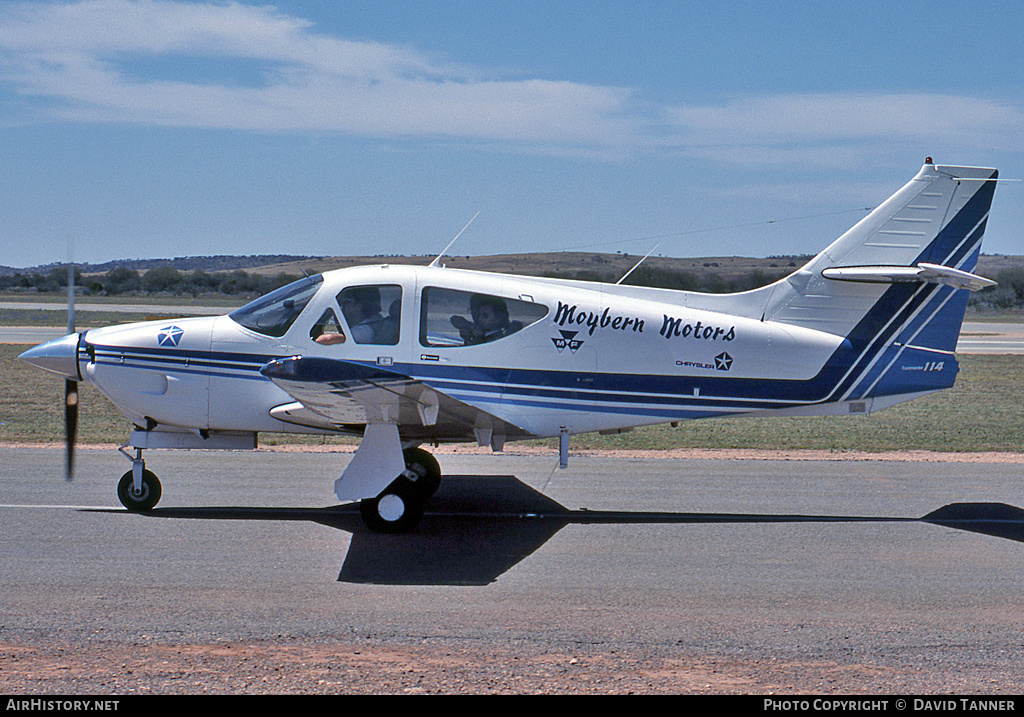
117, 469, 162, 511
402, 447, 441, 497
359, 478, 423, 533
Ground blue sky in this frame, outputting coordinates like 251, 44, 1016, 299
1, 0, 1021, 269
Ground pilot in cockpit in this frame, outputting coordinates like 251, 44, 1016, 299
340, 286, 389, 344
450, 293, 522, 345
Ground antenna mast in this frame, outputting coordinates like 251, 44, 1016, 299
616, 243, 661, 285
429, 212, 480, 267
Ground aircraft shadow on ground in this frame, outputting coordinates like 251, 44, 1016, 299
90, 475, 1024, 586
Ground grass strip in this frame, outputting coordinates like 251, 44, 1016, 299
2, 344, 1021, 452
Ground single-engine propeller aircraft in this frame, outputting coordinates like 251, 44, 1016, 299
20, 160, 1000, 532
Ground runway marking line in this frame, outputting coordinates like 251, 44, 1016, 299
0, 503, 123, 510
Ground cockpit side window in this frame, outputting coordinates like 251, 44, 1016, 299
337, 284, 402, 345
420, 287, 548, 347
310, 308, 345, 345
229, 275, 323, 338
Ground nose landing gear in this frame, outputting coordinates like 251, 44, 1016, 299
116, 446, 162, 511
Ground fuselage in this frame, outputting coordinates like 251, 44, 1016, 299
40, 263, 879, 443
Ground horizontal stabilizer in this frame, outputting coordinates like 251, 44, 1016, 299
922, 503, 1024, 543
821, 263, 996, 291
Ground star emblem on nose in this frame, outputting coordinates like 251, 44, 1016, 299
158, 325, 184, 347
714, 352, 733, 371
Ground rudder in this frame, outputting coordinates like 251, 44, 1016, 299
766, 161, 998, 403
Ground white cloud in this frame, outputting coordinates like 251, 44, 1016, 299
0, 1, 1020, 163
665, 93, 1024, 164
0, 0, 640, 149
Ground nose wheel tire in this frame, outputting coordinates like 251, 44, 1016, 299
359, 478, 423, 533
117, 469, 162, 511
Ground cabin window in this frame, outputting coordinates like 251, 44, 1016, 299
420, 287, 548, 347
337, 284, 402, 345
229, 275, 323, 338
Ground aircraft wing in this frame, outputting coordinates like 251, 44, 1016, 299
259, 356, 527, 445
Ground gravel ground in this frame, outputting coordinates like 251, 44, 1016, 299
0, 639, 987, 695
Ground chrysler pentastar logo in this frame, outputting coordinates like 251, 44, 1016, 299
715, 352, 733, 371
158, 325, 184, 347
552, 330, 584, 353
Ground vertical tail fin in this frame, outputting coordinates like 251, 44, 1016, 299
766, 161, 998, 402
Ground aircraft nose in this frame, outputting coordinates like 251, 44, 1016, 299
18, 333, 82, 380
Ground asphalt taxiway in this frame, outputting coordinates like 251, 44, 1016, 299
3, 445, 1024, 692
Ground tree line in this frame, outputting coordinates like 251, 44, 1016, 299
543, 265, 792, 293
0, 266, 302, 297
3, 264, 798, 297
4, 262, 1024, 309
971, 267, 1024, 309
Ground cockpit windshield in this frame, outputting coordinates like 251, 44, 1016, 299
228, 275, 323, 338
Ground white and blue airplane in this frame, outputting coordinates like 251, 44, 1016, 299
19, 160, 1000, 532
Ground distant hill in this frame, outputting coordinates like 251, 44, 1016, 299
4, 252, 1024, 297
0, 255, 313, 277
5, 251, 1022, 280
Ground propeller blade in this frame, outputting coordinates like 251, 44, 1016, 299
65, 378, 78, 481
65, 254, 77, 481
66, 260, 76, 334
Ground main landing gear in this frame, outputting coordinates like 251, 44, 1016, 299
359, 447, 441, 533
116, 446, 162, 511
109, 442, 440, 531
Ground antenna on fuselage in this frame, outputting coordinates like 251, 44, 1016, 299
429, 212, 480, 268
615, 243, 661, 285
